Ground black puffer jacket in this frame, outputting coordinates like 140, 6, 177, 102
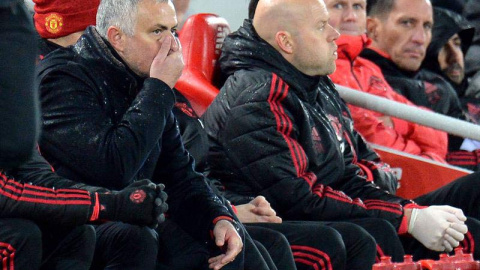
36, 26, 232, 240
361, 48, 467, 150
203, 20, 412, 231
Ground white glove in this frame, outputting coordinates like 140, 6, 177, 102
443, 223, 469, 252
460, 138, 480, 151
408, 206, 468, 252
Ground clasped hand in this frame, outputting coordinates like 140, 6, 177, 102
408, 205, 468, 252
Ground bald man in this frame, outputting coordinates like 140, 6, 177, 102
202, 0, 480, 263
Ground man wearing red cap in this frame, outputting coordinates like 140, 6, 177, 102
33, 0, 100, 58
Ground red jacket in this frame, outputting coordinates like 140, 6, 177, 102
330, 35, 448, 162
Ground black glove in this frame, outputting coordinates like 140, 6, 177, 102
90, 179, 168, 228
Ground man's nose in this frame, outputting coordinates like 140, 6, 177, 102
343, 7, 358, 21
411, 26, 427, 45
447, 45, 463, 64
328, 23, 340, 41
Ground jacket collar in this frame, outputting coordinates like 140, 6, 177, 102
336, 34, 370, 62
360, 47, 418, 78
73, 26, 144, 96
219, 19, 323, 101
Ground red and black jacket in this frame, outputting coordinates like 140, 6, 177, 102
1, 149, 102, 227
203, 20, 414, 233
331, 35, 448, 162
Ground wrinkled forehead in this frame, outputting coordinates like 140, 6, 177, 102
136, 0, 178, 29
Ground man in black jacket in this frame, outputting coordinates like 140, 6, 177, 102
174, 90, 381, 269
36, 0, 242, 269
422, 7, 480, 152
0, 2, 167, 269
203, 0, 480, 262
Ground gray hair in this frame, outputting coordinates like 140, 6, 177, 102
96, 0, 169, 38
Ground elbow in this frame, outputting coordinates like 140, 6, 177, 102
0, 140, 35, 169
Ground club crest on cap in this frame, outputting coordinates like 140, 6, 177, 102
45, 13, 63, 34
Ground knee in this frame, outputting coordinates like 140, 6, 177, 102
0, 219, 42, 269
111, 223, 158, 250
345, 223, 377, 253
7, 219, 42, 248
0, 219, 42, 255
311, 226, 346, 254
260, 229, 290, 251
69, 225, 96, 247
363, 218, 397, 235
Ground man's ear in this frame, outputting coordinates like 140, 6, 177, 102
275, 31, 294, 54
366, 17, 379, 41
107, 26, 126, 52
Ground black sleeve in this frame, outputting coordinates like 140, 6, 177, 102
0, 169, 94, 227
39, 67, 175, 189
0, 4, 39, 168
8, 149, 108, 193
153, 112, 233, 241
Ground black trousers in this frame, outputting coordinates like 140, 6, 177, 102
246, 225, 297, 270
0, 219, 95, 270
346, 218, 406, 263
401, 171, 480, 260
91, 222, 159, 270
250, 220, 378, 270
156, 219, 295, 270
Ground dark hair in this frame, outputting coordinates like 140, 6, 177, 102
248, 0, 260, 19
367, 0, 396, 18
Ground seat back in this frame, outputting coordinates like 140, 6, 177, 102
176, 13, 231, 116
371, 144, 472, 199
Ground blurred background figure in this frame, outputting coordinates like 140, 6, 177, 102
0, 0, 39, 168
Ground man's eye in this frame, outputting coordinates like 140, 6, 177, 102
153, 29, 162, 35
172, 30, 178, 37
353, 3, 364, 10
333, 3, 343, 9
401, 20, 413, 27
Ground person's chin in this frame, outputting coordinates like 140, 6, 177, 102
398, 60, 421, 72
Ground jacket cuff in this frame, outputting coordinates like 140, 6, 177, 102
213, 216, 234, 225
210, 216, 237, 240
398, 203, 426, 234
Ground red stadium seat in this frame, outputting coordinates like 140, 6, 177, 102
372, 144, 472, 199
176, 13, 231, 116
